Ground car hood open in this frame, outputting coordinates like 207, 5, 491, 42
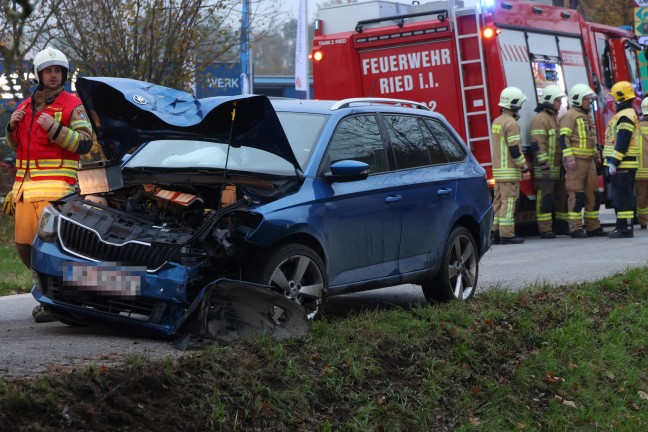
76, 77, 300, 169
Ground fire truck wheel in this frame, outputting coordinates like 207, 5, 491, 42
421, 226, 478, 302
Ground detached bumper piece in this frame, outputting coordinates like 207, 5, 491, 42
196, 281, 309, 343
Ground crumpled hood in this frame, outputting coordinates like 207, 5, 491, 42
76, 77, 300, 169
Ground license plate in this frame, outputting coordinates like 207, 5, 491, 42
63, 262, 145, 297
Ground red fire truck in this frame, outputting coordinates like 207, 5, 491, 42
310, 0, 644, 225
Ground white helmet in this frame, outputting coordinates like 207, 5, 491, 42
540, 85, 566, 105
569, 83, 596, 107
498, 86, 527, 110
641, 97, 648, 116
33, 47, 69, 84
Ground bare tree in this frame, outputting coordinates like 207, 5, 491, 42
0, 0, 63, 105
46, 0, 282, 90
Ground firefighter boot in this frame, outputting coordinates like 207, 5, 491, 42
608, 229, 634, 238
32, 305, 55, 323
586, 227, 607, 237
499, 236, 524, 244
570, 229, 588, 239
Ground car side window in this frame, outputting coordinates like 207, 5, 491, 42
327, 114, 387, 174
383, 115, 430, 169
423, 119, 467, 163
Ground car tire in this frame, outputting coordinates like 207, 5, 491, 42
246, 243, 327, 319
421, 226, 478, 302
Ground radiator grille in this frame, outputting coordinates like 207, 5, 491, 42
58, 217, 180, 270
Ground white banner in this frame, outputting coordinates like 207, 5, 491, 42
295, 0, 308, 96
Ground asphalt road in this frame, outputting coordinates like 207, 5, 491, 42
2, 214, 647, 378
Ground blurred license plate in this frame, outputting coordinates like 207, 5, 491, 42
63, 262, 145, 297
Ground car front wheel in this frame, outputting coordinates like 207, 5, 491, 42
246, 243, 327, 320
421, 226, 478, 302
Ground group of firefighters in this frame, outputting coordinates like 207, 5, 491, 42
491, 81, 647, 245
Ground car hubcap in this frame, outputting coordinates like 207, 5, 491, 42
270, 254, 324, 319
448, 234, 477, 300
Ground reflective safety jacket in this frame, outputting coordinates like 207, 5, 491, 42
636, 118, 648, 180
491, 110, 528, 181
603, 107, 639, 169
5, 89, 93, 202
530, 108, 562, 180
559, 106, 596, 160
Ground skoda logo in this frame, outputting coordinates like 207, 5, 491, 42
132, 95, 147, 105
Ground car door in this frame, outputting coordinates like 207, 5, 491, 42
380, 114, 460, 274
321, 114, 403, 288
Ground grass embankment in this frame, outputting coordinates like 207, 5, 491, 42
0, 215, 32, 296
1, 265, 648, 431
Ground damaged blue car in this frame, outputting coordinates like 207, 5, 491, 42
30, 77, 493, 343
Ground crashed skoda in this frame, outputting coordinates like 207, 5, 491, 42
31, 77, 493, 342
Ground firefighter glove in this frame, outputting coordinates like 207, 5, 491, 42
2, 191, 15, 216
609, 164, 617, 176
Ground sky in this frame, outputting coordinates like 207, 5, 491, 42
280, 0, 326, 21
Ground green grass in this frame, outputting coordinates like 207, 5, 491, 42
1, 267, 648, 431
0, 215, 32, 295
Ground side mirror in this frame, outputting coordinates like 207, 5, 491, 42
324, 160, 370, 182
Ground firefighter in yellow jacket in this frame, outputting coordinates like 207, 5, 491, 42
4, 47, 93, 321
491, 86, 530, 245
636, 97, 648, 230
559, 83, 605, 238
530, 85, 568, 238
603, 81, 639, 238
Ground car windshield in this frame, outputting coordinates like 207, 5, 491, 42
123, 112, 327, 175
276, 111, 328, 168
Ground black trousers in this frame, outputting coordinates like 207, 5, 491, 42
610, 170, 636, 231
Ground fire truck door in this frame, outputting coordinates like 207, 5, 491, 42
497, 29, 537, 148
556, 36, 591, 101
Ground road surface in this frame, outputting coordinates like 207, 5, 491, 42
2, 216, 647, 378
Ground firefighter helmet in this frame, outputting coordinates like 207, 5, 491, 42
540, 85, 566, 105
641, 97, 648, 115
569, 83, 596, 107
610, 81, 635, 103
33, 47, 69, 84
498, 86, 527, 110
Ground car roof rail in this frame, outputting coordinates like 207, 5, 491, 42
331, 97, 431, 111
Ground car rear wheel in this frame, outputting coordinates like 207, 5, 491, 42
421, 226, 478, 302
246, 244, 327, 320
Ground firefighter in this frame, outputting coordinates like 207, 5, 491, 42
559, 83, 606, 238
603, 80, 639, 238
530, 85, 568, 238
5, 47, 94, 321
636, 97, 648, 230
491, 86, 530, 245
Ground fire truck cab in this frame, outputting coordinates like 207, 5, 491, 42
311, 0, 643, 226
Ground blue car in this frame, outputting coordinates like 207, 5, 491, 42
31, 77, 493, 341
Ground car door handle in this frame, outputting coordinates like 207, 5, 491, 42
437, 188, 452, 197
385, 195, 402, 203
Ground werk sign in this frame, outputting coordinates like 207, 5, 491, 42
195, 62, 242, 98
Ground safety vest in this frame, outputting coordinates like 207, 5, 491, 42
636, 118, 648, 179
13, 91, 81, 183
11, 91, 82, 202
603, 107, 639, 169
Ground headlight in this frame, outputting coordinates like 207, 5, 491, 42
37, 206, 59, 242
